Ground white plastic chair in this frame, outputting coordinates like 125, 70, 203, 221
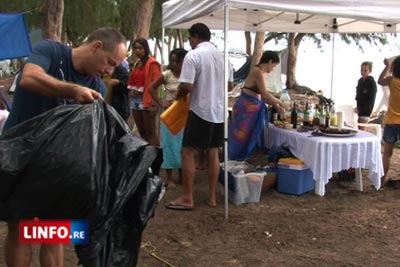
358, 123, 382, 141
353, 122, 382, 191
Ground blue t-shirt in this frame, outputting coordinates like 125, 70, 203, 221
4, 40, 106, 130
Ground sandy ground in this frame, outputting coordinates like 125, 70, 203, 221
1, 76, 399, 266
0, 147, 399, 267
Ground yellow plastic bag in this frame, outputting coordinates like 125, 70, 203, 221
160, 96, 190, 135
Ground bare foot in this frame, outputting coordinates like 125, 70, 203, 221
381, 177, 386, 188
207, 199, 217, 208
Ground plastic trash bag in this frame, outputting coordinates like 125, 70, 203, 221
0, 101, 164, 266
267, 144, 294, 164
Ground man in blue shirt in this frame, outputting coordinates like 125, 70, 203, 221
4, 27, 127, 267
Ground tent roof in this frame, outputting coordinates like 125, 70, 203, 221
162, 0, 400, 33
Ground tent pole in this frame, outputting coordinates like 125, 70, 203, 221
161, 27, 165, 67
223, 3, 229, 220
330, 33, 335, 100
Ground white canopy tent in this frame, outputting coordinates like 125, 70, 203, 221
163, 0, 400, 33
162, 0, 400, 217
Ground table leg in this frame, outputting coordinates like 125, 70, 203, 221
355, 168, 363, 191
315, 179, 324, 196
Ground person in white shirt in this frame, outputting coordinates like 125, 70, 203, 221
165, 23, 233, 210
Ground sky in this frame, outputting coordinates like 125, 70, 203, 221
156, 31, 400, 111
221, 31, 400, 110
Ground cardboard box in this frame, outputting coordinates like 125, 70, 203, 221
277, 166, 315, 195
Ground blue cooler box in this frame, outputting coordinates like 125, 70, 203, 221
277, 165, 315, 195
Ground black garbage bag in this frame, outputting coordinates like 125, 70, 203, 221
267, 144, 294, 164
0, 101, 164, 266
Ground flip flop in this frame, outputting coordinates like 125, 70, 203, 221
165, 201, 193, 211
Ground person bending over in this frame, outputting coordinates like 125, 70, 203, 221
3, 27, 127, 267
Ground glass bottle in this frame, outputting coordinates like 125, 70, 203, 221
280, 89, 291, 122
325, 105, 331, 129
319, 104, 326, 128
291, 101, 298, 129
330, 105, 337, 126
312, 104, 320, 127
303, 101, 310, 126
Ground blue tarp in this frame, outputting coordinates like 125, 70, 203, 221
0, 13, 32, 60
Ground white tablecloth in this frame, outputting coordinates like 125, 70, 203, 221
266, 125, 383, 196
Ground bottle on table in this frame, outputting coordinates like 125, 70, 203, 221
303, 101, 311, 126
318, 104, 326, 128
291, 101, 298, 129
312, 104, 320, 127
280, 89, 292, 122
309, 102, 315, 125
325, 105, 331, 129
330, 105, 337, 126
270, 105, 277, 123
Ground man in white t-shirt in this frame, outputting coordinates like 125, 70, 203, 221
166, 23, 233, 210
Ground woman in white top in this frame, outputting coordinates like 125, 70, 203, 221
149, 48, 188, 187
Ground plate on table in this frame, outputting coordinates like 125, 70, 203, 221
299, 125, 317, 132
320, 127, 358, 137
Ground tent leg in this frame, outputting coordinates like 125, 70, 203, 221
223, 4, 230, 220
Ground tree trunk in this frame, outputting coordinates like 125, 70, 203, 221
156, 40, 163, 64
153, 37, 158, 58
251, 31, 265, 66
65, 25, 79, 47
41, 0, 64, 42
176, 29, 183, 48
286, 33, 305, 90
245, 31, 252, 55
167, 29, 173, 55
173, 30, 178, 49
132, 0, 154, 40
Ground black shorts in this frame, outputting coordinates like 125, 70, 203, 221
182, 111, 224, 149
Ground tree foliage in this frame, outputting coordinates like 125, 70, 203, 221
0, 0, 391, 83
0, 0, 42, 30
63, 0, 121, 45
262, 32, 389, 90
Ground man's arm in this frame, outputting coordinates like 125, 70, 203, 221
176, 82, 193, 100
20, 63, 103, 103
228, 81, 234, 92
378, 58, 392, 87
148, 74, 166, 107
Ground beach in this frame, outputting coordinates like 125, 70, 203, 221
1, 147, 398, 266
